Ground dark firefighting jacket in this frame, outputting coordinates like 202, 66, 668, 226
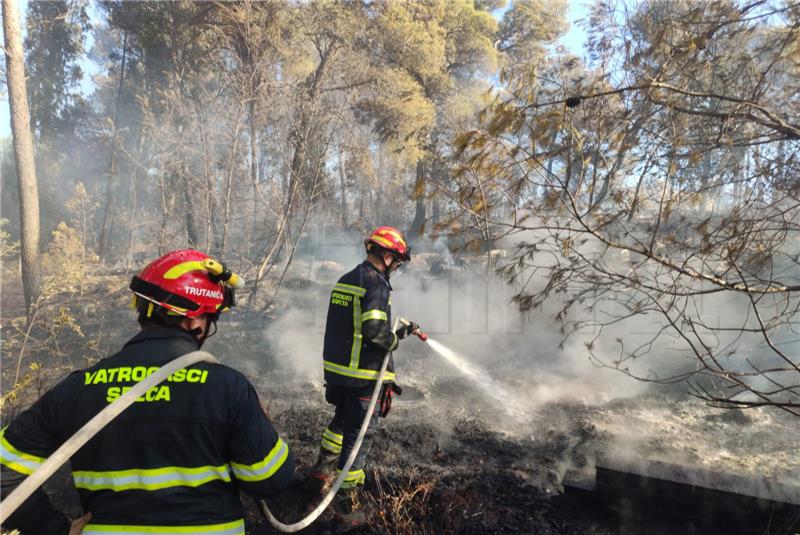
323, 261, 398, 389
0, 327, 293, 535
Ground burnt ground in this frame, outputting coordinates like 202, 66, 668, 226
2, 267, 799, 535
245, 378, 616, 535
240, 369, 799, 535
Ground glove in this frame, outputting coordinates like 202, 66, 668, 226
379, 383, 403, 417
395, 321, 419, 341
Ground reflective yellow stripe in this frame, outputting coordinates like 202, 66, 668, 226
378, 228, 405, 246
350, 296, 362, 369
321, 437, 341, 454
323, 360, 396, 382
361, 309, 387, 322
162, 261, 207, 280
322, 428, 343, 444
83, 519, 245, 534
388, 331, 399, 352
369, 235, 394, 248
337, 468, 365, 489
73, 465, 231, 491
230, 438, 289, 482
0, 428, 46, 475
334, 283, 366, 297
321, 427, 343, 453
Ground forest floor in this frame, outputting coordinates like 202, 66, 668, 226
17, 379, 800, 535
247, 367, 799, 534
2, 264, 799, 534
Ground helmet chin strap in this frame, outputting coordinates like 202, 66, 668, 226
382, 257, 393, 280
383, 254, 401, 279
187, 318, 218, 348
187, 326, 205, 347
205, 319, 218, 341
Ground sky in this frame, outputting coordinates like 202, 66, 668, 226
0, 1, 590, 140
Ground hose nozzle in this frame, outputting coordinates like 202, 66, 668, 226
399, 317, 428, 342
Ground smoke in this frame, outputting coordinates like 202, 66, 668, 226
596, 395, 800, 485
260, 226, 656, 423
243, 220, 800, 420
234, 221, 798, 488
394, 267, 653, 403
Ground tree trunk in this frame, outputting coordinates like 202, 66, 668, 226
337, 147, 348, 228
249, 98, 258, 259
410, 160, 427, 237
626, 154, 655, 223
98, 30, 128, 260
3, 0, 42, 321
125, 164, 140, 270
592, 104, 650, 211
287, 40, 338, 198
181, 167, 200, 247
158, 172, 169, 255
220, 105, 243, 257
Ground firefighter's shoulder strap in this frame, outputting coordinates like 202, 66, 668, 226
0, 350, 217, 524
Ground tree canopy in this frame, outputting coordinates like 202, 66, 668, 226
3, 0, 798, 415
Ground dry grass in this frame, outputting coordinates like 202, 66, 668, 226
366, 468, 440, 535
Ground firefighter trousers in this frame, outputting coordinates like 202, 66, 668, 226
320, 384, 381, 488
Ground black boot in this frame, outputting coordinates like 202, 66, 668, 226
300, 449, 338, 499
332, 488, 373, 529
310, 449, 339, 474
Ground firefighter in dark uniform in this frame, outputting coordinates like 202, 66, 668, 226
309, 227, 419, 513
0, 249, 293, 535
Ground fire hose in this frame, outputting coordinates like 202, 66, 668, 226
258, 317, 437, 532
257, 318, 400, 532
0, 318, 426, 531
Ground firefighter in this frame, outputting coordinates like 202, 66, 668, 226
309, 226, 419, 518
0, 249, 293, 535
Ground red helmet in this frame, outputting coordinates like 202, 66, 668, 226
365, 226, 411, 261
130, 249, 243, 318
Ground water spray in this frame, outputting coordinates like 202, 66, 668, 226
417, 333, 531, 422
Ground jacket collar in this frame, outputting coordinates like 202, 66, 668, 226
124, 326, 200, 349
362, 260, 392, 290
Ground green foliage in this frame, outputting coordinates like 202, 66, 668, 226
0, 219, 20, 258
442, 2, 499, 79
41, 183, 100, 296
359, 67, 438, 164
25, 0, 91, 139
375, 2, 450, 93
497, 0, 569, 89
361, 1, 500, 166
42, 222, 86, 294
65, 182, 98, 254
